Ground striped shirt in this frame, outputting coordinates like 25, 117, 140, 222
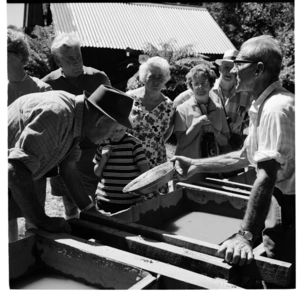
8, 91, 84, 181
93, 134, 148, 204
210, 77, 253, 134
244, 81, 295, 195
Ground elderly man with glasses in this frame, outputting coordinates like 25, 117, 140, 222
171, 35, 295, 288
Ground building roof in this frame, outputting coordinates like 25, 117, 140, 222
50, 2, 236, 54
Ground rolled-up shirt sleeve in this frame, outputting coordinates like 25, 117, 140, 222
254, 110, 293, 166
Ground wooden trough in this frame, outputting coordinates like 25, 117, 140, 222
71, 181, 292, 289
9, 178, 292, 289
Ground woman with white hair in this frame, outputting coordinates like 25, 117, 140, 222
126, 56, 175, 194
7, 28, 52, 106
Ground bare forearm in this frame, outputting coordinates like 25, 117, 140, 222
241, 160, 278, 237
59, 162, 93, 210
191, 148, 249, 173
8, 160, 48, 226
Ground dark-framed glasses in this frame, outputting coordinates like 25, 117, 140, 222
233, 59, 258, 68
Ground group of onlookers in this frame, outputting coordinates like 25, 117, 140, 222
8, 27, 295, 287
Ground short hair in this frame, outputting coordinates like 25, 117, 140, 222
240, 35, 282, 78
51, 33, 81, 59
139, 56, 171, 84
7, 28, 30, 66
186, 64, 216, 90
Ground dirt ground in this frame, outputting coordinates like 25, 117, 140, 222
17, 143, 176, 239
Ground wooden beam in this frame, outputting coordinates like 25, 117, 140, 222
204, 178, 252, 191
195, 181, 251, 196
70, 219, 235, 280
80, 211, 222, 257
79, 211, 292, 286
33, 230, 241, 289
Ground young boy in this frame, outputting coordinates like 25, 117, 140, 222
93, 123, 149, 214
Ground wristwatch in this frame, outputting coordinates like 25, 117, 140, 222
237, 230, 253, 241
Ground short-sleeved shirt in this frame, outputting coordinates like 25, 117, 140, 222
244, 81, 295, 195
8, 74, 52, 106
42, 66, 111, 196
8, 90, 84, 181
210, 77, 252, 134
93, 134, 148, 205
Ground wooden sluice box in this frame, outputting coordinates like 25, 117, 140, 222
9, 180, 292, 289
70, 180, 292, 289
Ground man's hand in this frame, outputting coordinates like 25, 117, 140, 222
39, 217, 72, 234
170, 156, 196, 180
217, 234, 254, 266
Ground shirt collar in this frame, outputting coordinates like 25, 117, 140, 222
58, 66, 86, 79
212, 77, 236, 98
191, 95, 217, 113
250, 80, 281, 113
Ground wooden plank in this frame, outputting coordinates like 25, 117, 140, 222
128, 274, 158, 290
32, 230, 241, 289
204, 178, 252, 191
80, 211, 223, 257
79, 211, 292, 286
32, 230, 154, 289
195, 181, 251, 196
70, 219, 235, 281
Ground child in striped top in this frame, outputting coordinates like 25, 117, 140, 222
93, 124, 149, 214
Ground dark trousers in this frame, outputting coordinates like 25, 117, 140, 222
263, 187, 295, 288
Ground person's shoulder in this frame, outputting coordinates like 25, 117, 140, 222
83, 66, 108, 77
42, 68, 61, 82
30, 76, 52, 90
124, 133, 143, 145
267, 88, 294, 112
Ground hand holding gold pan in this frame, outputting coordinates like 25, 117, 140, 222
123, 161, 179, 195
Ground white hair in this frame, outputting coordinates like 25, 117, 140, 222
139, 56, 171, 83
51, 33, 81, 59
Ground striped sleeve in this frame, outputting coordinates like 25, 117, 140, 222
132, 141, 148, 166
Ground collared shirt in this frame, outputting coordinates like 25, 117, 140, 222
173, 89, 193, 108
210, 77, 252, 134
174, 95, 229, 135
8, 73, 52, 106
42, 66, 110, 97
244, 81, 295, 195
8, 90, 84, 181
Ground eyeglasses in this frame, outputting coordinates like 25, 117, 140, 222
233, 59, 258, 68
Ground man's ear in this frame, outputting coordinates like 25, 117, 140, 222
255, 62, 264, 78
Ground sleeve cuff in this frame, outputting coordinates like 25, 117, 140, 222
253, 150, 284, 165
8, 148, 40, 174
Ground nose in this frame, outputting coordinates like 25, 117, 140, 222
230, 66, 237, 75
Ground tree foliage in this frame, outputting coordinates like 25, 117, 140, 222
23, 24, 58, 79
126, 39, 214, 99
202, 2, 294, 92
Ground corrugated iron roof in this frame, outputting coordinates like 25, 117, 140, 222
50, 2, 236, 54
